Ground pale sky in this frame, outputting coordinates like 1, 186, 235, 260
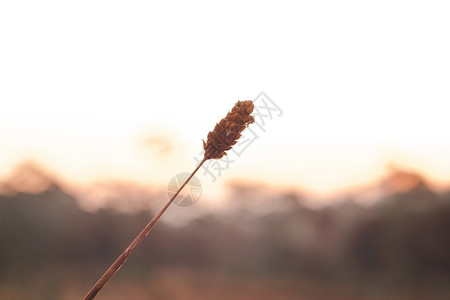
1, 1, 450, 199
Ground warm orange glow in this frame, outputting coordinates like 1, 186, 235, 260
1, 1, 449, 204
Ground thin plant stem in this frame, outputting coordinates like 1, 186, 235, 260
83, 157, 207, 300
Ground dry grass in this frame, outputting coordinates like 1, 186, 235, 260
203, 100, 254, 159
83, 100, 255, 299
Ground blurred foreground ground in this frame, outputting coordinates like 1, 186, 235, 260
0, 165, 449, 299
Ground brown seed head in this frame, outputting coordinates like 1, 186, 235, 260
203, 100, 255, 160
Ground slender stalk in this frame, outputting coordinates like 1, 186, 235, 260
83, 157, 207, 300
84, 99, 255, 299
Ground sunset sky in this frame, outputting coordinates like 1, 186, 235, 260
1, 1, 449, 200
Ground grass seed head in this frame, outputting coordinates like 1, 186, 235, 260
203, 100, 255, 160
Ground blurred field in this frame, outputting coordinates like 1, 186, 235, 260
1, 164, 449, 299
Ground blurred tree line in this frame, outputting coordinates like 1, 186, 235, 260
0, 166, 449, 299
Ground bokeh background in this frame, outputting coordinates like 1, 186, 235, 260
1, 1, 450, 299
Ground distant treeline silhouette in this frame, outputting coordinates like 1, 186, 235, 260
0, 167, 449, 299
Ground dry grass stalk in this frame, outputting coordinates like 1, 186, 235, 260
83, 100, 255, 300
